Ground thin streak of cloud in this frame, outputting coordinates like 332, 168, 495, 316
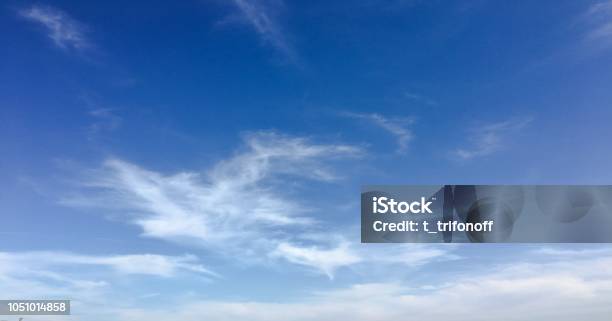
453, 116, 533, 160
585, 0, 612, 43
404, 91, 438, 106
270, 226, 457, 278
343, 112, 414, 153
79, 95, 123, 138
271, 241, 361, 279
0, 251, 216, 305
88, 108, 122, 134
230, 0, 295, 60
533, 246, 612, 257
0, 252, 217, 278
18, 5, 90, 51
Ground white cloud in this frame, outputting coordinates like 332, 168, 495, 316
533, 246, 612, 257
271, 242, 455, 279
63, 132, 367, 276
19, 5, 90, 50
230, 0, 295, 60
0, 251, 215, 304
0, 252, 216, 278
88, 108, 122, 135
360, 244, 458, 266
63, 132, 457, 278
453, 116, 533, 160
113, 253, 612, 321
271, 241, 362, 279
404, 91, 438, 106
343, 112, 414, 153
585, 0, 612, 44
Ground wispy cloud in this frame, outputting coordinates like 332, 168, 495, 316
62, 132, 454, 278
271, 241, 361, 279
272, 237, 454, 278
584, 0, 612, 45
88, 108, 122, 134
0, 252, 216, 278
343, 112, 414, 153
404, 91, 438, 106
0, 251, 216, 301
115, 252, 612, 321
79, 94, 122, 137
453, 116, 533, 160
229, 0, 295, 60
19, 5, 90, 51
533, 246, 612, 257
63, 131, 365, 277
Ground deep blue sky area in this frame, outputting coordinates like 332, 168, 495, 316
1, 1, 612, 320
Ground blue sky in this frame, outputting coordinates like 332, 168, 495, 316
2, 1, 612, 320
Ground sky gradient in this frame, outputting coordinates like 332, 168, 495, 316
2, 1, 612, 320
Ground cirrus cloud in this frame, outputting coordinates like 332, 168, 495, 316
19, 4, 90, 51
